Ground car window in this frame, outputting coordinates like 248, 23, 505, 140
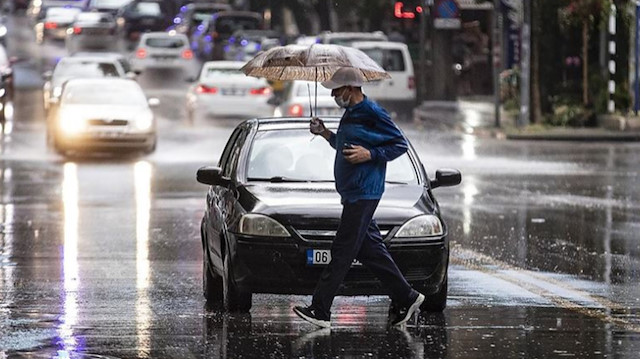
62, 82, 146, 105
247, 129, 418, 183
359, 48, 406, 72
214, 16, 260, 36
54, 61, 121, 78
90, 0, 131, 8
219, 127, 242, 169
134, 2, 160, 16
222, 128, 248, 178
145, 37, 185, 48
203, 67, 242, 78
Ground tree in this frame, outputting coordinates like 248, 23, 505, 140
559, 0, 612, 106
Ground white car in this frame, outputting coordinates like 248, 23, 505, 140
186, 61, 274, 121
273, 80, 342, 118
352, 41, 416, 120
46, 78, 158, 155
131, 32, 197, 78
42, 56, 129, 111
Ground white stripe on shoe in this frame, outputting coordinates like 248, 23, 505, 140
393, 293, 425, 326
293, 307, 331, 328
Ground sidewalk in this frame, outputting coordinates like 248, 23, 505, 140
413, 99, 640, 141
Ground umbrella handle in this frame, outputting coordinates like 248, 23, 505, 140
307, 83, 313, 117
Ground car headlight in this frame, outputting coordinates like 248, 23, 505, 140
134, 111, 153, 131
238, 214, 290, 237
394, 215, 443, 238
59, 111, 86, 135
0, 26, 7, 37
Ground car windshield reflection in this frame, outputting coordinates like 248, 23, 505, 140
247, 129, 418, 184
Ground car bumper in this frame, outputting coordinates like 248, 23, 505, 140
56, 131, 156, 152
191, 95, 274, 118
69, 35, 116, 48
227, 233, 449, 296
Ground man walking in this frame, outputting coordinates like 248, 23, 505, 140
293, 67, 425, 328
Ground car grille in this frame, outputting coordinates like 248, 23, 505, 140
87, 119, 129, 126
295, 227, 393, 241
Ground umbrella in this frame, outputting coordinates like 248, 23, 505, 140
240, 44, 390, 116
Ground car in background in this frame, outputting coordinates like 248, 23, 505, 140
191, 11, 263, 61
185, 61, 273, 121
272, 80, 341, 118
28, 0, 87, 24
65, 11, 117, 51
224, 29, 282, 62
42, 55, 127, 111
317, 31, 388, 46
86, 0, 133, 16
130, 32, 196, 78
72, 51, 135, 75
294, 35, 318, 46
196, 117, 461, 312
167, 2, 231, 37
0, 45, 15, 125
34, 6, 82, 43
115, 0, 173, 43
352, 41, 416, 120
46, 78, 158, 155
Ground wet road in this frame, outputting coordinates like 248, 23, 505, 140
2, 13, 640, 359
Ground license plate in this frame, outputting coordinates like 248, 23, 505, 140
222, 89, 246, 96
306, 249, 362, 266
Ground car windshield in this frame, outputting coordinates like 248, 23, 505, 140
214, 16, 260, 36
62, 82, 146, 106
145, 37, 185, 48
54, 61, 120, 78
203, 67, 242, 78
134, 2, 160, 16
247, 129, 419, 183
359, 48, 405, 72
76, 12, 113, 24
46, 7, 81, 19
90, 0, 131, 8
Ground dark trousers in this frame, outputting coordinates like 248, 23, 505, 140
311, 199, 415, 319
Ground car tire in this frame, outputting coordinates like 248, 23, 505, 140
203, 252, 223, 302
223, 252, 252, 313
420, 277, 447, 312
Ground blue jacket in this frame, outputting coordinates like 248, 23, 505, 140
326, 96, 408, 203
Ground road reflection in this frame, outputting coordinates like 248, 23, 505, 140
59, 162, 80, 356
135, 161, 152, 358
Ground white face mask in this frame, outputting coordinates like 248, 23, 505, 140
334, 89, 351, 108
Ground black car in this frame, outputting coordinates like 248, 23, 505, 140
168, 2, 231, 37
196, 118, 461, 313
115, 0, 173, 42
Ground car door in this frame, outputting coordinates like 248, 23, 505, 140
206, 126, 248, 266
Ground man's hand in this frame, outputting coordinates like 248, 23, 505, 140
310, 117, 326, 135
342, 145, 371, 164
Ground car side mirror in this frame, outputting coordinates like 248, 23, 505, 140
134, 70, 142, 75
125, 72, 137, 79
429, 169, 461, 189
197, 166, 231, 187
147, 97, 160, 107
267, 95, 280, 106
42, 70, 53, 80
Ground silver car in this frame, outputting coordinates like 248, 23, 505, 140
65, 11, 117, 52
46, 78, 158, 155
42, 56, 129, 111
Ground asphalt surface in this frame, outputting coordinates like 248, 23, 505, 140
1, 12, 640, 359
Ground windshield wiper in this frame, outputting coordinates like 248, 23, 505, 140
248, 176, 308, 183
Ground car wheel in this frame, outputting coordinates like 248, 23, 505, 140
202, 225, 223, 302
420, 277, 447, 312
223, 252, 252, 313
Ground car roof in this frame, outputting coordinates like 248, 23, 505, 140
63, 77, 140, 88
320, 31, 387, 39
253, 117, 340, 131
72, 51, 125, 59
60, 55, 118, 63
351, 41, 408, 50
141, 31, 189, 39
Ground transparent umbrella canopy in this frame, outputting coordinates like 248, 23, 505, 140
241, 43, 390, 115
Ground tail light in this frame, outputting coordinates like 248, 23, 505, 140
73, 26, 82, 34
196, 84, 218, 94
44, 22, 58, 29
408, 76, 415, 90
181, 49, 193, 59
249, 87, 271, 96
136, 48, 147, 59
288, 104, 303, 116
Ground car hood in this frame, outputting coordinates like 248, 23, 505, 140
60, 104, 151, 120
241, 182, 436, 228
